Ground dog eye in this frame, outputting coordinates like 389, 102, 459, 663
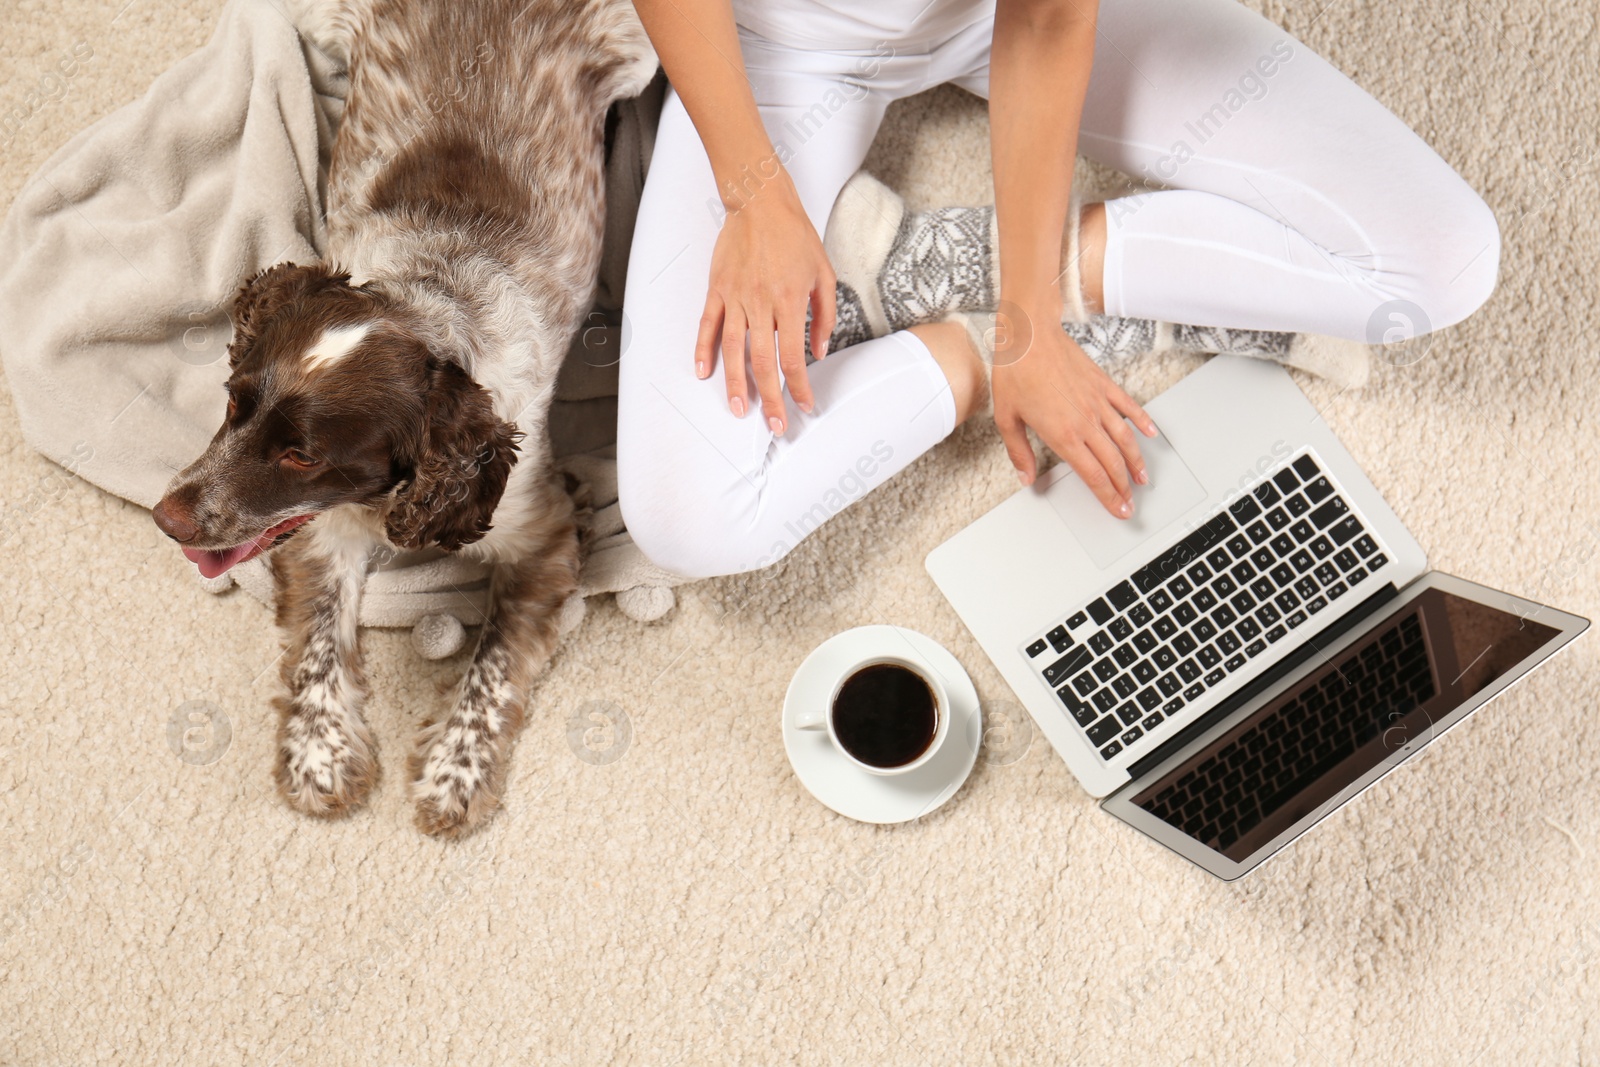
282, 449, 318, 469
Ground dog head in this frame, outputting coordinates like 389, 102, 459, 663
153, 262, 523, 577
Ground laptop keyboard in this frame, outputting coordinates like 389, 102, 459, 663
1022, 449, 1392, 763
1136, 609, 1433, 853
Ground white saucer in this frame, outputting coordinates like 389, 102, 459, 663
783, 625, 982, 825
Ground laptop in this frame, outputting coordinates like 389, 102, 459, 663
926, 355, 1588, 880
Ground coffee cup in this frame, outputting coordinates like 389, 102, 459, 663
796, 654, 949, 775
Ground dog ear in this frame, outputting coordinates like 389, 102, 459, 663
227, 262, 352, 367
385, 357, 524, 551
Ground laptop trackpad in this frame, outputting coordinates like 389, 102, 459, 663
1045, 429, 1208, 569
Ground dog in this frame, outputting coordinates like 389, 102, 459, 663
151, 0, 656, 837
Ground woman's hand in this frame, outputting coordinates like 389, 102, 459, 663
694, 171, 837, 435
991, 311, 1158, 518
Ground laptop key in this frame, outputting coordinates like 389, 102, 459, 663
1107, 581, 1139, 611
1273, 467, 1301, 493
1173, 602, 1198, 626
1172, 632, 1198, 656
1121, 725, 1144, 746
1109, 617, 1134, 641
1092, 689, 1117, 712
1245, 639, 1267, 657
1334, 547, 1360, 571
1348, 566, 1369, 586
1229, 495, 1263, 523
1193, 588, 1219, 612
1027, 638, 1049, 658
1216, 631, 1242, 654
1285, 492, 1310, 517
1133, 660, 1158, 683
1231, 560, 1257, 584
1329, 515, 1363, 545
1265, 624, 1288, 643
1274, 590, 1300, 612
1161, 697, 1185, 716
1227, 534, 1252, 558
1368, 552, 1389, 570
1136, 686, 1162, 710
1204, 668, 1227, 686
1060, 688, 1098, 727
1177, 657, 1202, 682
1153, 616, 1178, 640
1087, 716, 1121, 746
1067, 610, 1089, 628
1314, 562, 1340, 585
1310, 536, 1335, 560
1250, 547, 1276, 571
1043, 646, 1093, 686
1129, 603, 1155, 627
1148, 589, 1174, 613
1099, 739, 1123, 761
1251, 576, 1275, 600
1306, 595, 1328, 614
1153, 646, 1178, 670
1225, 653, 1247, 672
1113, 675, 1138, 698
1294, 576, 1319, 599
1207, 548, 1232, 571
1265, 507, 1291, 531
1214, 574, 1238, 597
1197, 645, 1222, 668
1303, 475, 1334, 503
1292, 454, 1321, 480
1212, 604, 1238, 628
1256, 603, 1281, 626
1187, 561, 1213, 585
1157, 673, 1182, 697
1290, 549, 1315, 573
1285, 609, 1308, 628
1169, 575, 1193, 599
1236, 617, 1262, 640
1072, 671, 1098, 696
1090, 630, 1116, 654
1133, 630, 1159, 654
1327, 581, 1349, 600
1142, 711, 1165, 731
1193, 618, 1218, 642
1353, 534, 1378, 558
1289, 519, 1315, 543
1116, 701, 1143, 725
1231, 591, 1258, 614
1113, 643, 1138, 668
1253, 481, 1281, 508
1093, 659, 1118, 682
1086, 597, 1113, 625
1246, 520, 1271, 544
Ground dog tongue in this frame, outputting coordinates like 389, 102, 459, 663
181, 515, 313, 578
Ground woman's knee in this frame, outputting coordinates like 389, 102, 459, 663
615, 437, 768, 581
1391, 178, 1501, 336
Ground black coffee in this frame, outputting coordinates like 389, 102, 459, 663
831, 664, 938, 768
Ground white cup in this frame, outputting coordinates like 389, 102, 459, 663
796, 654, 950, 776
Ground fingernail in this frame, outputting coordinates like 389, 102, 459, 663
731, 396, 746, 417
1136, 468, 1148, 485
1016, 469, 1030, 486
696, 360, 708, 379
817, 339, 829, 361
768, 416, 784, 434
1118, 500, 1131, 517
799, 399, 813, 414
1146, 422, 1160, 437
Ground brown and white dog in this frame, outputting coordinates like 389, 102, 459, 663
152, 0, 655, 836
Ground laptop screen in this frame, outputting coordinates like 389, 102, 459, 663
1127, 588, 1560, 862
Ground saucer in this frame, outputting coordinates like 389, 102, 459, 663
783, 625, 981, 824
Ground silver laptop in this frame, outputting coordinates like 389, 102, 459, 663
926, 355, 1588, 879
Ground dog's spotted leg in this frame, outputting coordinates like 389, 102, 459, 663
270, 524, 375, 818
410, 509, 580, 838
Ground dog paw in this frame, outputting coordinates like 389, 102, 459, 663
408, 718, 505, 838
274, 701, 377, 818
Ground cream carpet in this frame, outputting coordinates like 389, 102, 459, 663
3, 1, 1597, 1063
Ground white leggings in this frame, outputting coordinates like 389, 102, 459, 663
617, 0, 1501, 579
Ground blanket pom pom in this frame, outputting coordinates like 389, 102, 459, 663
412, 612, 466, 660
615, 584, 675, 622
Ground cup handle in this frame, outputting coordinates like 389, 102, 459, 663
795, 706, 828, 730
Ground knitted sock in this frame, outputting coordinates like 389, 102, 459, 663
820, 173, 1372, 388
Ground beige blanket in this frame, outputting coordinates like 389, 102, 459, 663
0, 0, 683, 649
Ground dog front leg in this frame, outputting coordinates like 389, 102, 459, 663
271, 529, 376, 817
410, 518, 580, 838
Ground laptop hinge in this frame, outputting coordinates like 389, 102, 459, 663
1125, 581, 1402, 782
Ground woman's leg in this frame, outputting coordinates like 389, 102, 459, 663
951, 0, 1500, 340
618, 43, 965, 580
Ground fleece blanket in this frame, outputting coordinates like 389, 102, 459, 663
0, 0, 683, 649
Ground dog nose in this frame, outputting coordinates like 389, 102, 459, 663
152, 498, 199, 543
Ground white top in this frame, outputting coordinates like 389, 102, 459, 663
731, 0, 995, 51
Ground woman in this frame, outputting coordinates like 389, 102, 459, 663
616, 0, 1499, 579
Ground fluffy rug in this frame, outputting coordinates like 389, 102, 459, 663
2, 0, 1596, 1063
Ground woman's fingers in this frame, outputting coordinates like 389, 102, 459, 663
1109, 383, 1159, 438
1103, 408, 1148, 487
1081, 421, 1133, 507
810, 269, 837, 362
695, 293, 724, 380
746, 303, 787, 432
995, 406, 1038, 487
1063, 436, 1133, 519
777, 301, 813, 417
721, 306, 749, 418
